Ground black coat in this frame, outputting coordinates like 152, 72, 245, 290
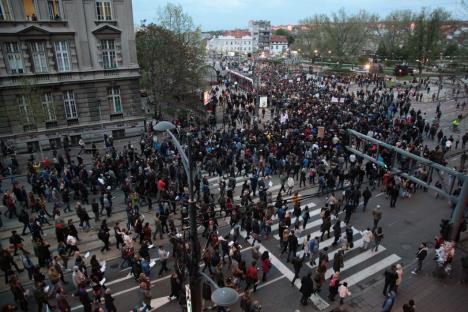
300, 275, 314, 296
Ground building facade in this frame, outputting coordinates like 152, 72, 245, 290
0, 0, 143, 152
248, 20, 271, 52
270, 35, 288, 55
206, 31, 252, 55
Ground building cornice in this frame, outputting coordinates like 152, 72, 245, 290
0, 67, 140, 90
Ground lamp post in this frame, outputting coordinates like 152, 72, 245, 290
153, 121, 239, 311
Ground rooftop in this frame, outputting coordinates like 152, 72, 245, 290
271, 35, 288, 43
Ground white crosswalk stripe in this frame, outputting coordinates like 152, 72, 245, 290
324, 245, 386, 280
235, 195, 402, 309
343, 254, 401, 287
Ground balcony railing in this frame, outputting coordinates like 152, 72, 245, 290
67, 119, 79, 126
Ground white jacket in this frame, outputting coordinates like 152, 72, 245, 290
338, 285, 351, 298
362, 230, 373, 243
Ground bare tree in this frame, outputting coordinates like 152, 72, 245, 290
375, 10, 414, 60
294, 9, 378, 63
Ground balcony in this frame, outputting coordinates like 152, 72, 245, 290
58, 73, 73, 81
45, 121, 58, 129
23, 124, 37, 132
110, 113, 123, 120
104, 70, 119, 77
35, 74, 51, 82
67, 119, 79, 126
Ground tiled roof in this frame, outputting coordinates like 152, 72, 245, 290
223, 30, 250, 38
271, 35, 288, 43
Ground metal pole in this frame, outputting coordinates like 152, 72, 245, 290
169, 131, 202, 312
450, 178, 468, 241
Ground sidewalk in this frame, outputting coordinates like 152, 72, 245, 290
326, 235, 468, 312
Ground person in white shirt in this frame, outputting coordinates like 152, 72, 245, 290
338, 282, 351, 305
158, 246, 170, 277
287, 176, 295, 195
362, 227, 374, 250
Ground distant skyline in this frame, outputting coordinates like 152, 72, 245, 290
132, 0, 465, 31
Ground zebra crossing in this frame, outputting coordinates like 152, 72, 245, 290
202, 171, 402, 310
232, 187, 401, 310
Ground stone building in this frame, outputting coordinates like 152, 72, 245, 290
0, 0, 143, 152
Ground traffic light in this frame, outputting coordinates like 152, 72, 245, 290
440, 219, 451, 240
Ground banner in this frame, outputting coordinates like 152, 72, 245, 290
259, 96, 268, 108
317, 126, 325, 138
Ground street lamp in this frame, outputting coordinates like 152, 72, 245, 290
198, 271, 239, 307
153, 121, 239, 311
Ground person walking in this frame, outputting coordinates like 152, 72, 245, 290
389, 185, 399, 208
299, 272, 314, 306
302, 206, 310, 229
345, 225, 354, 250
260, 251, 271, 282
344, 202, 353, 224
362, 187, 372, 211
373, 227, 384, 252
9, 274, 28, 311
240, 291, 253, 312
286, 230, 298, 262
328, 271, 340, 301
158, 245, 170, 277
332, 219, 342, 247
56, 287, 71, 312
362, 227, 374, 251
338, 282, 351, 305
411, 242, 428, 275
291, 254, 304, 285
383, 265, 398, 296
395, 264, 403, 292
77, 282, 93, 312
309, 236, 320, 265
402, 299, 416, 312
287, 176, 295, 195
382, 291, 396, 312
333, 248, 345, 273
99, 220, 111, 252
320, 214, 332, 240
245, 261, 259, 292
114, 222, 124, 250
104, 289, 117, 312
372, 205, 382, 230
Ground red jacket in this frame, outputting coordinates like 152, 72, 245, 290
261, 258, 271, 273
157, 179, 166, 191
246, 265, 258, 281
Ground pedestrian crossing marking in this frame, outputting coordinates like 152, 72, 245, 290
239, 228, 330, 310
324, 245, 386, 280
342, 254, 401, 287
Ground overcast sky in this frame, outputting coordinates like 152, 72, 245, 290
132, 0, 464, 31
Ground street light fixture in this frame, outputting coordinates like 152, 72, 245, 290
153, 121, 239, 311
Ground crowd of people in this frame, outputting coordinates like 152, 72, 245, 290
0, 60, 466, 312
